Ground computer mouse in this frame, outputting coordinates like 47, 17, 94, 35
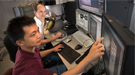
58, 33, 65, 39
55, 32, 65, 39
61, 33, 65, 37
75, 44, 82, 50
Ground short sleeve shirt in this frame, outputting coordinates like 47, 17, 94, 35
12, 47, 54, 75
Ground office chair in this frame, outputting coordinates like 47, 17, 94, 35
3, 35, 18, 63
3, 68, 13, 75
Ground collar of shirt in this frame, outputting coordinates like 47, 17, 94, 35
34, 16, 44, 26
17, 47, 41, 59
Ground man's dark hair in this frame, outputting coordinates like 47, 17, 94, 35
34, 3, 44, 11
7, 15, 36, 45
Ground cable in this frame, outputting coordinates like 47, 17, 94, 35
91, 68, 97, 75
96, 57, 106, 75
89, 63, 97, 75
95, 58, 100, 74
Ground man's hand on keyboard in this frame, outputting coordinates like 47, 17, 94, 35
86, 37, 105, 62
53, 44, 64, 52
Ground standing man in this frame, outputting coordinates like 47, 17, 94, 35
34, 3, 62, 64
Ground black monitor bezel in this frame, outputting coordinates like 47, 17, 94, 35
102, 17, 126, 75
102, 13, 129, 75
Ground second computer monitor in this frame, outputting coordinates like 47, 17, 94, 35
88, 14, 102, 41
76, 9, 90, 32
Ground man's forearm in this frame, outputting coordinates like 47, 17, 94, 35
40, 48, 54, 57
40, 37, 57, 45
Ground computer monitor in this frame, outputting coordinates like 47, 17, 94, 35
88, 14, 102, 41
49, 19, 64, 33
102, 13, 134, 75
64, 2, 78, 24
78, 0, 105, 16
76, 9, 90, 32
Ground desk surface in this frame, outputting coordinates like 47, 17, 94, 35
44, 30, 98, 71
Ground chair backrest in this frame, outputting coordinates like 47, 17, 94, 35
3, 68, 13, 75
3, 35, 18, 63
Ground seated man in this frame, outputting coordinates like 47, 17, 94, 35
34, 3, 62, 64
7, 15, 105, 75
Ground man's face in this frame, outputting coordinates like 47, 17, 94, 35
35, 4, 46, 21
22, 24, 42, 47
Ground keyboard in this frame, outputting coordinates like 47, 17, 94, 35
55, 42, 81, 64
73, 31, 94, 48
76, 45, 92, 64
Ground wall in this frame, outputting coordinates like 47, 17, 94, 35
129, 4, 135, 34
0, 0, 38, 39
0, 0, 76, 40
0, 0, 134, 40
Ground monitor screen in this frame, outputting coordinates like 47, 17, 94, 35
76, 9, 89, 32
78, 0, 105, 16
89, 14, 102, 41
102, 13, 134, 75
102, 18, 125, 75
